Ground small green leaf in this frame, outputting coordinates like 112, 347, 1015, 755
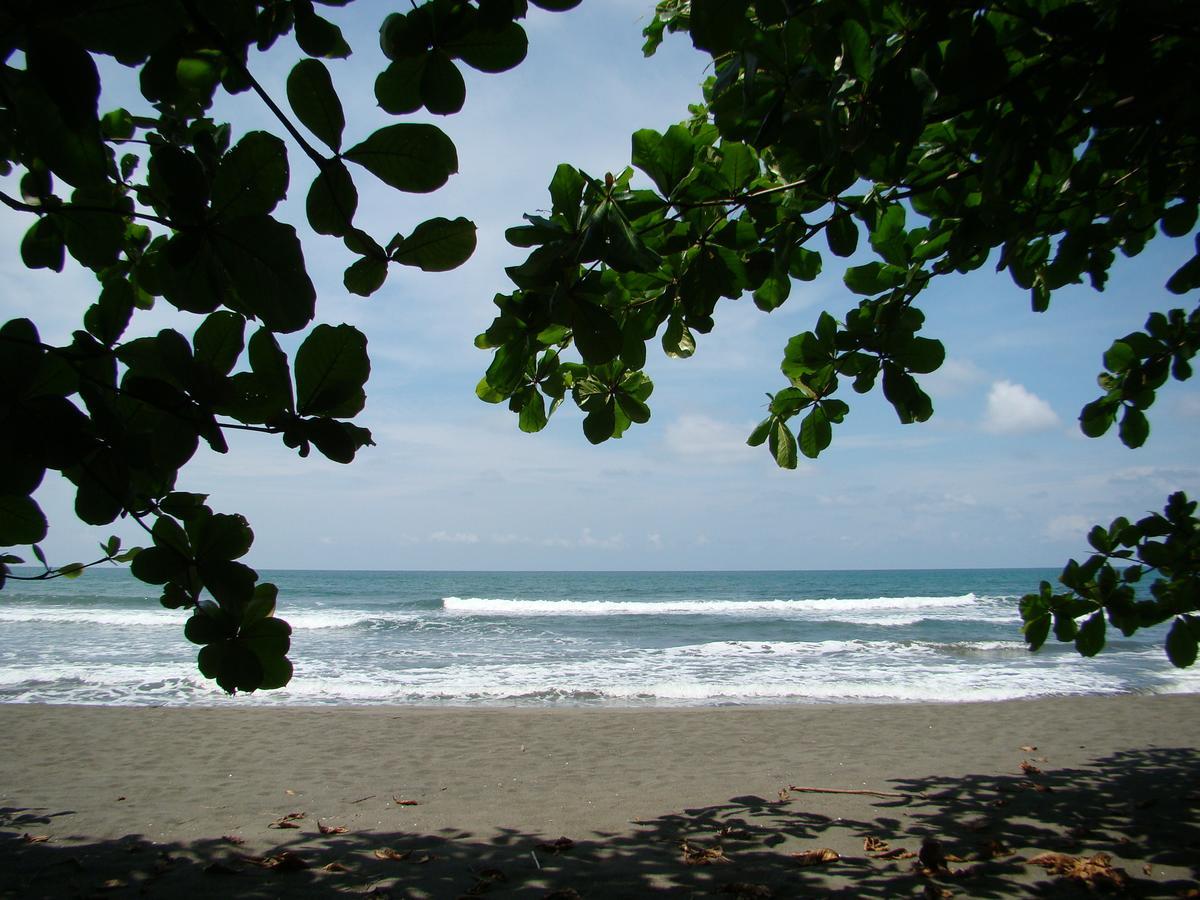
768, 418, 797, 469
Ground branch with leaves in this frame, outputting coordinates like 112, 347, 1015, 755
477, 0, 1200, 664
0, 0, 582, 693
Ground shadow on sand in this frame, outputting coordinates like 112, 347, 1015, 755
3, 746, 1198, 898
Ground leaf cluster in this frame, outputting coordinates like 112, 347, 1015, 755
1020, 493, 1200, 667
479, 0, 1200, 662
0, 0, 575, 691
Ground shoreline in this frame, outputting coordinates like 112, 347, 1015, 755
3, 694, 1198, 896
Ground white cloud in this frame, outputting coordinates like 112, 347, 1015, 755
922, 357, 989, 398
664, 414, 755, 464
429, 531, 480, 544
1044, 514, 1091, 542
982, 380, 1060, 434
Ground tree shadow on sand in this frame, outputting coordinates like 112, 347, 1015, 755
3, 746, 1198, 898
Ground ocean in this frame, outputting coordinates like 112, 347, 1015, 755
1, 568, 1196, 707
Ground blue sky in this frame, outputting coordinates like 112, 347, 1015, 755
3, 1, 1198, 572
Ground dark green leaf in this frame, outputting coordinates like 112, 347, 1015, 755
420, 50, 466, 115
1118, 407, 1149, 449
210, 132, 289, 220
295, 323, 370, 418
306, 162, 358, 236
343, 124, 459, 194
344, 256, 388, 297
1076, 612, 1106, 657
286, 59, 345, 152
0, 494, 48, 545
447, 21, 528, 73
827, 214, 859, 257
1166, 617, 1199, 668
391, 217, 477, 271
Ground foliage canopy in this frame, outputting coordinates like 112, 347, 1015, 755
475, 0, 1200, 665
1, 0, 1197, 691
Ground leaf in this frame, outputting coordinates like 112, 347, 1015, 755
769, 418, 797, 469
286, 59, 345, 152
306, 162, 358, 237
1118, 407, 1149, 449
0, 494, 48, 545
791, 848, 839, 867
344, 256, 388, 297
210, 132, 289, 221
343, 124, 458, 194
446, 21, 528, 73
536, 837, 575, 854
1166, 617, 1198, 668
681, 840, 730, 865
420, 50, 466, 115
295, 324, 370, 418
798, 406, 831, 459
374, 848, 412, 860
317, 820, 349, 835
1028, 852, 1130, 891
391, 217, 477, 271
268, 811, 305, 829
826, 214, 859, 257
1075, 611, 1106, 657
375, 57, 425, 115
572, 301, 622, 365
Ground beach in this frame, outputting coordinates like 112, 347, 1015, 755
2, 694, 1198, 897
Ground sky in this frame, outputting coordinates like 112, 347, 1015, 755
3, 0, 1198, 572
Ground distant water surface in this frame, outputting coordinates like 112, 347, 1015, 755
1, 568, 1196, 706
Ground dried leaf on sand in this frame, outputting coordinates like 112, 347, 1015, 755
682, 840, 731, 865
268, 811, 306, 829
374, 847, 412, 861
317, 820, 349, 835
536, 837, 575, 854
221, 835, 245, 846
393, 795, 420, 806
1020, 745, 1038, 752
1028, 852, 1130, 890
322, 861, 351, 873
21, 833, 50, 843
1020, 761, 1044, 776
791, 848, 840, 867
864, 836, 890, 853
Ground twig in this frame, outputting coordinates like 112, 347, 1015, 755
785, 785, 917, 799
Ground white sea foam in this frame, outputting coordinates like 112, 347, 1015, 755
441, 593, 981, 616
0, 607, 179, 627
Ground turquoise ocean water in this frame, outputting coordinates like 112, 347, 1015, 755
1, 568, 1196, 706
